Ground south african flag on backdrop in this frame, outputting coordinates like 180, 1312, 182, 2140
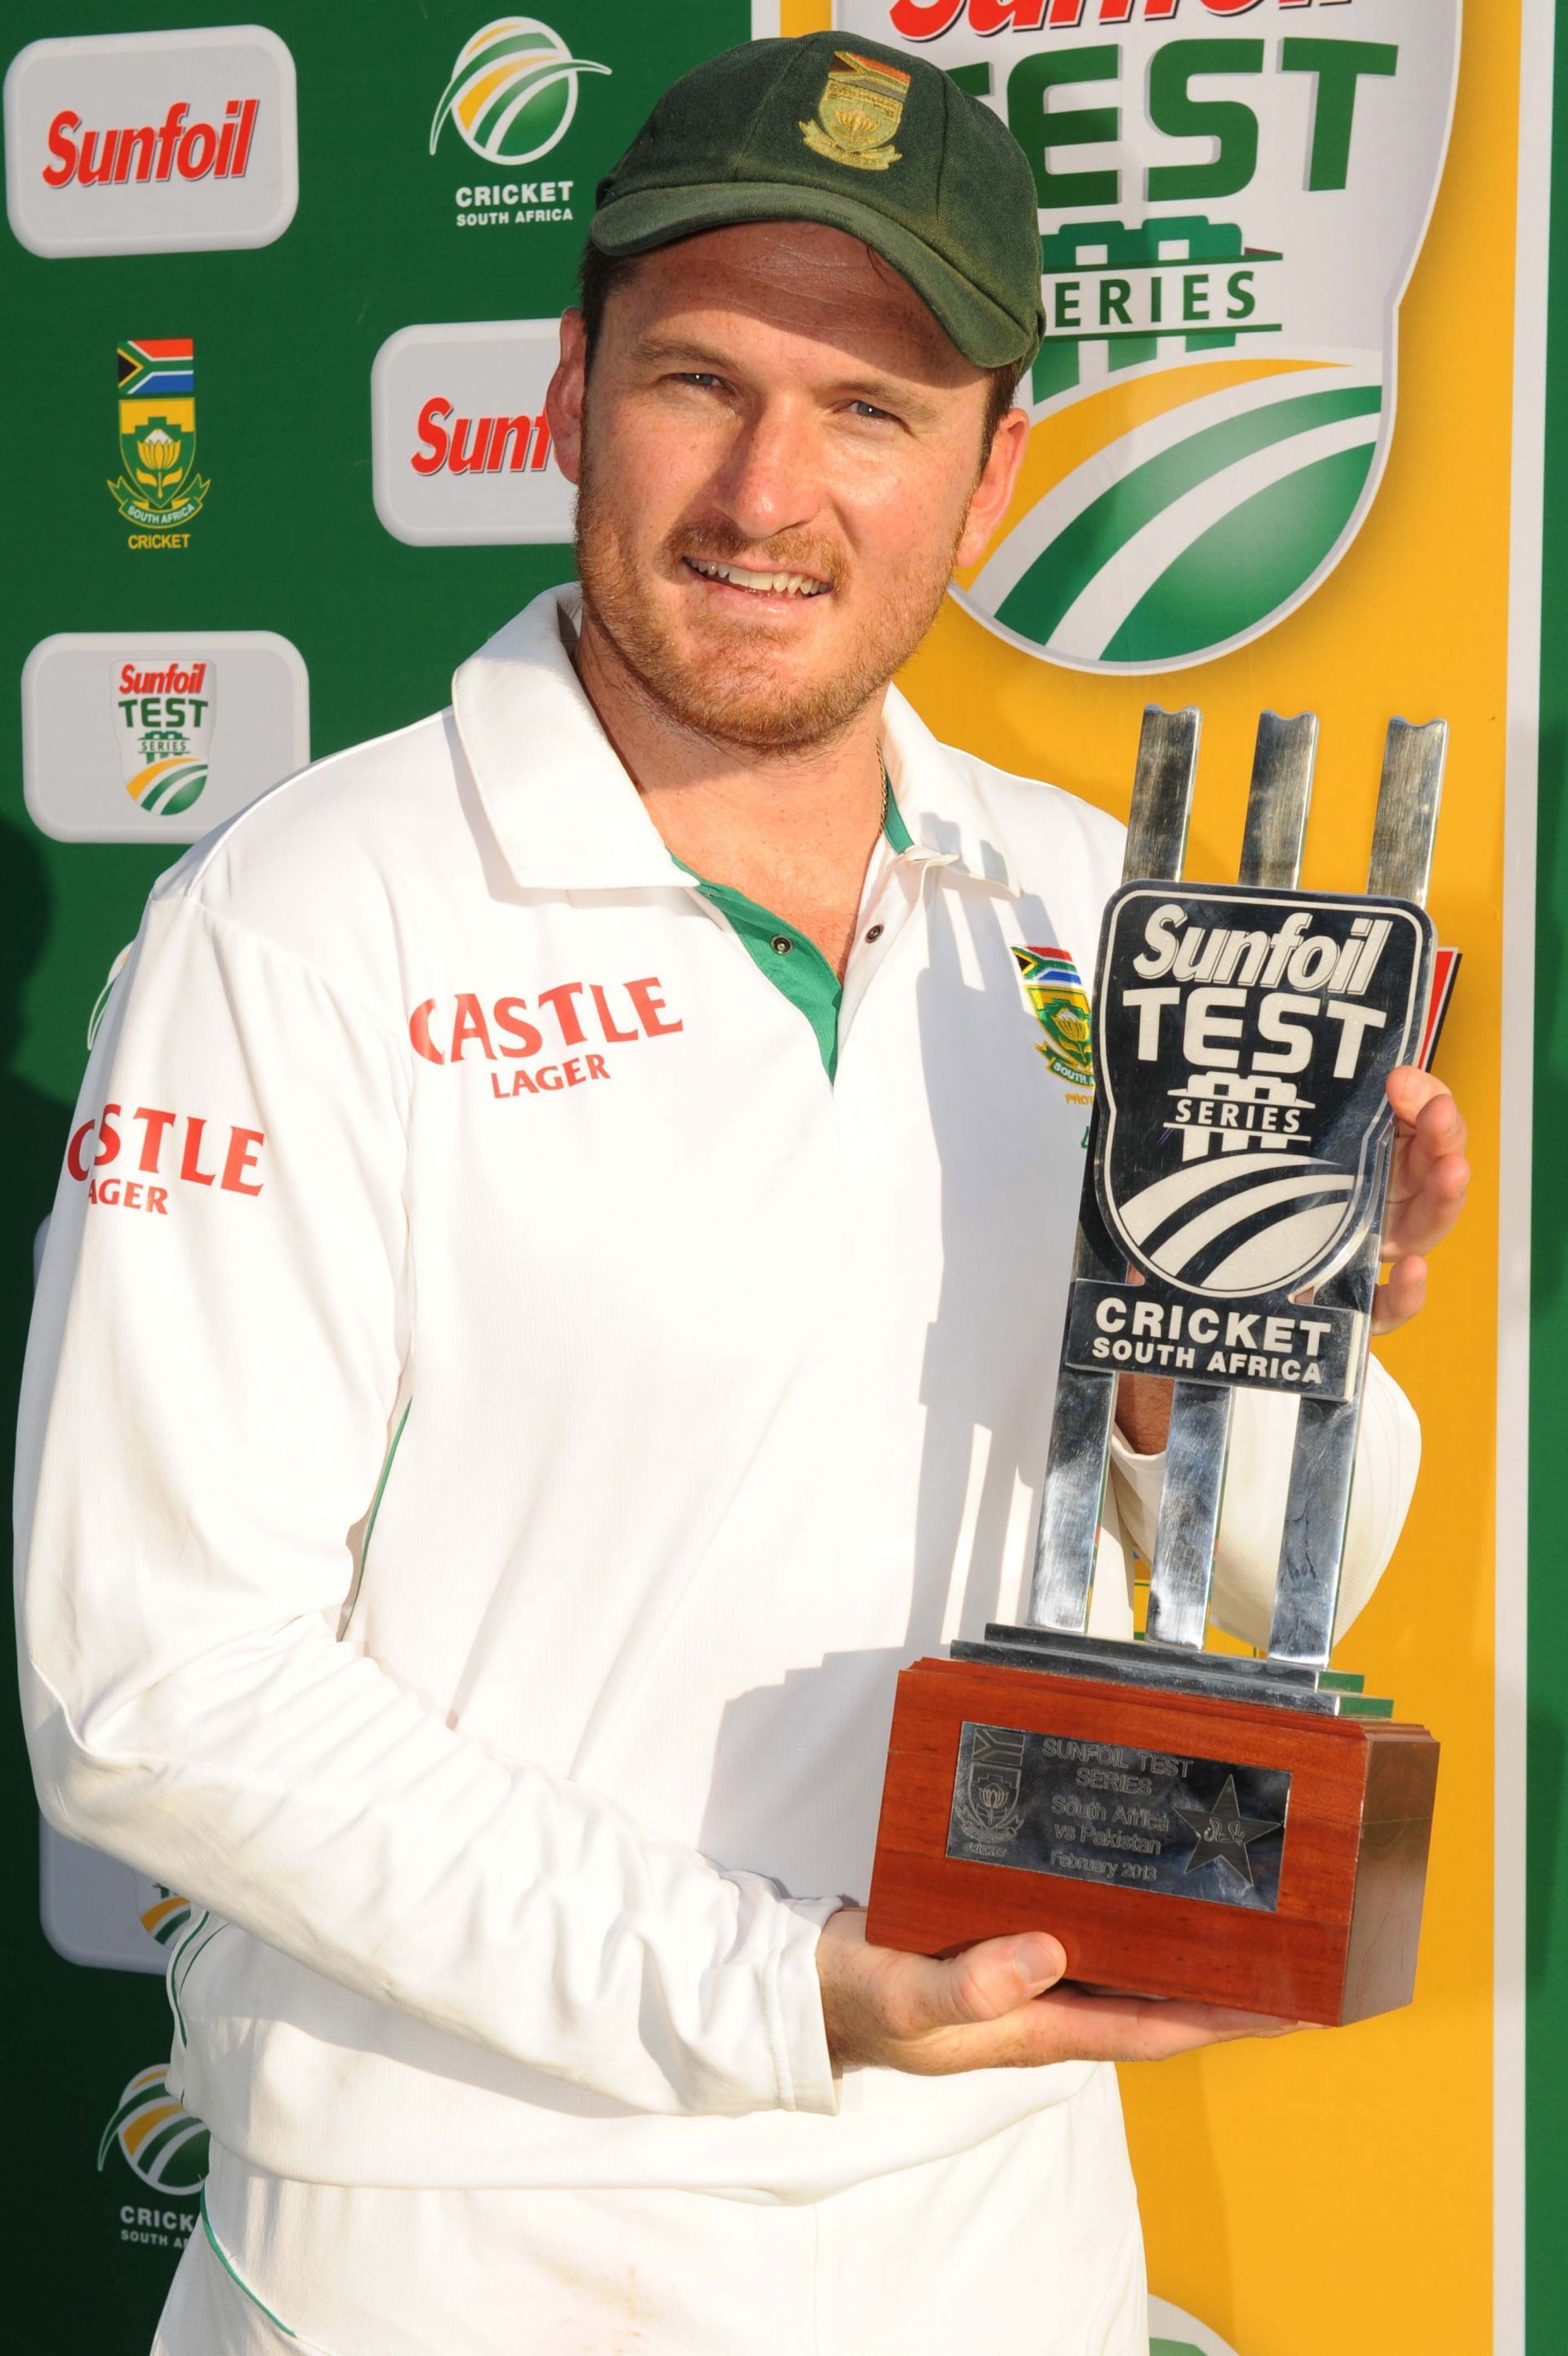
117, 337, 194, 399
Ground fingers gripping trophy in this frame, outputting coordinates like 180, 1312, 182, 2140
867, 709, 1449, 2026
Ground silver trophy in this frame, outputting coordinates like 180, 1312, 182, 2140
867, 710, 1448, 2020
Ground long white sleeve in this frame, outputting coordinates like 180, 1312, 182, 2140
14, 889, 838, 2122
1105, 1359, 1421, 1649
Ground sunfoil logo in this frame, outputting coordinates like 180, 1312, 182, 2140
372, 321, 574, 545
848, 0, 1459, 672
2, 26, 297, 258
430, 17, 608, 167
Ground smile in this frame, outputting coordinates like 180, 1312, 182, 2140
683, 557, 831, 598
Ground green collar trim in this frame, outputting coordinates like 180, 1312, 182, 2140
675, 786, 911, 1080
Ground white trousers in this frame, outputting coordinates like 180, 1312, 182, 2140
152, 2075, 1147, 2356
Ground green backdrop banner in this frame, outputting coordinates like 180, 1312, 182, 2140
0, 7, 751, 2343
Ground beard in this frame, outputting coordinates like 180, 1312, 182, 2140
572, 424, 964, 755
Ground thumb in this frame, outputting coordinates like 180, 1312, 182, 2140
917, 1931, 1067, 2031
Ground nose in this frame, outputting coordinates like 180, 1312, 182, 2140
707, 398, 819, 546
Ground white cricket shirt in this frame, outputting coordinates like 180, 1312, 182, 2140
16, 586, 1419, 2198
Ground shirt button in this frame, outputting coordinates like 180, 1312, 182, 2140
770, 934, 793, 955
865, 923, 884, 943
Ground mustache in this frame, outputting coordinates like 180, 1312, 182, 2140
666, 523, 844, 590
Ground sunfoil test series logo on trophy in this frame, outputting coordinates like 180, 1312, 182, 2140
841, 0, 1460, 672
1065, 877, 1432, 1400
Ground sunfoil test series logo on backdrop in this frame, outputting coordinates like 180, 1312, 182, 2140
23, 631, 308, 845
430, 16, 608, 232
842, 0, 1460, 673
115, 658, 212, 817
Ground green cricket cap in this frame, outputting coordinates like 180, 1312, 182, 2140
590, 33, 1045, 371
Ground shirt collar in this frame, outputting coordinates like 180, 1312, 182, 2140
878, 676, 1020, 894
450, 586, 1021, 897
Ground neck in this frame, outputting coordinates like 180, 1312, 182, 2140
569, 593, 889, 978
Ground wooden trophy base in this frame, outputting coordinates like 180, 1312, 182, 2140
866, 1655, 1438, 2027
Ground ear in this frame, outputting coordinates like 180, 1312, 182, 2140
546, 310, 589, 488
955, 406, 1028, 573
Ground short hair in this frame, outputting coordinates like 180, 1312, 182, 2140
576, 238, 1026, 452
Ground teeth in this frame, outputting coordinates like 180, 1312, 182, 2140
688, 558, 826, 596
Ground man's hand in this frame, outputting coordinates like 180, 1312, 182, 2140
1375, 1067, 1469, 1335
817, 1908, 1299, 2073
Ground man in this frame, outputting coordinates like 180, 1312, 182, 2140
16, 33, 1467, 2355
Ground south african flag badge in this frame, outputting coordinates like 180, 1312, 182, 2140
1014, 945, 1094, 1089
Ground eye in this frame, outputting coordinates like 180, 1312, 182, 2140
848, 399, 897, 422
672, 371, 726, 392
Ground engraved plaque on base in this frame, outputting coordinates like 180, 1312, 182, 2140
866, 708, 1449, 2026
947, 1722, 1290, 1914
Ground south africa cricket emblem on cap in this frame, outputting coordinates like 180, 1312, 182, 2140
1014, 946, 1094, 1089
800, 51, 908, 174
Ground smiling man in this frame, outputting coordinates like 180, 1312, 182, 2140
16, 33, 1468, 2356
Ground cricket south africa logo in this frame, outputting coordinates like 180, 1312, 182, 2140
109, 337, 209, 541
843, 0, 1460, 671
1015, 944, 1094, 1089
114, 658, 213, 816
430, 17, 608, 167
97, 2065, 210, 2194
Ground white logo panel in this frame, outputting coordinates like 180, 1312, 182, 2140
372, 318, 574, 546
22, 630, 310, 844
40, 1822, 170, 1976
4, 25, 297, 258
